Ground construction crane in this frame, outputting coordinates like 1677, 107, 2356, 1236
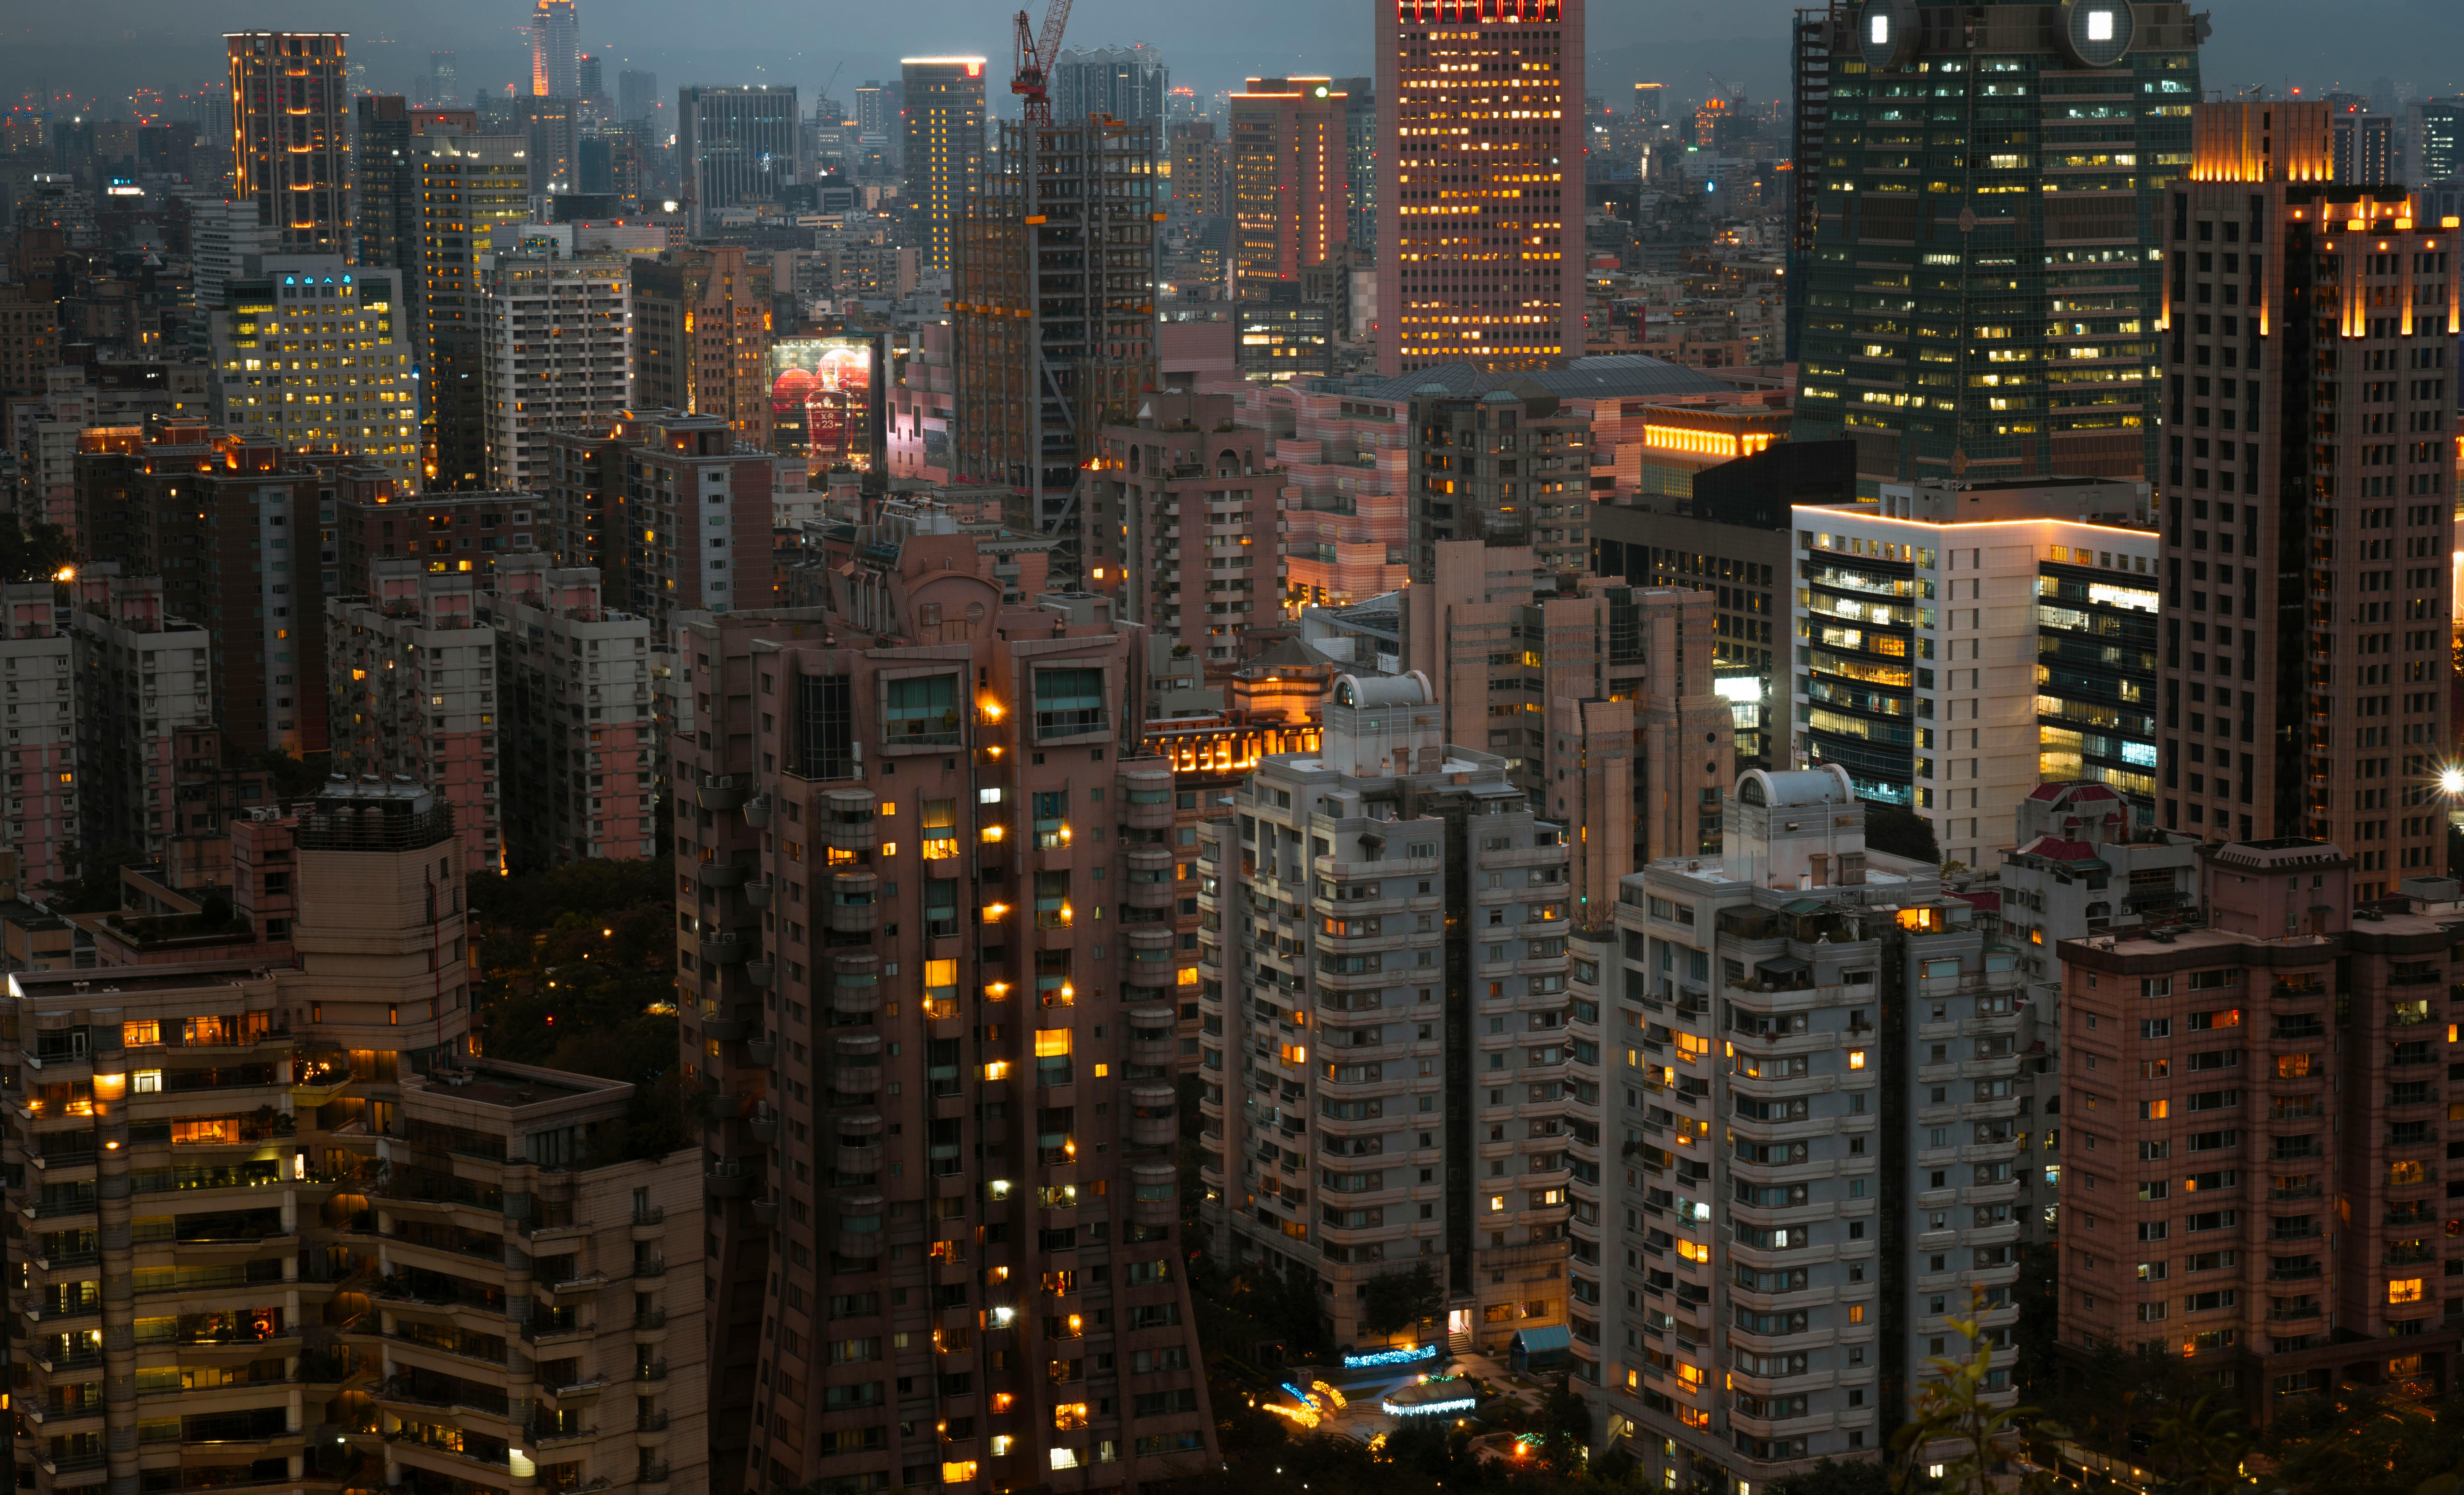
1011, 0, 1074, 129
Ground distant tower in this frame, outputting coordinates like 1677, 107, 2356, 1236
578, 53, 604, 101
226, 31, 349, 254
428, 50, 458, 106
531, 0, 579, 98
618, 67, 657, 124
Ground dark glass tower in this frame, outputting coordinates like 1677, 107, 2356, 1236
1790, 0, 2206, 491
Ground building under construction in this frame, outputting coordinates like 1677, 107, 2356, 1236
952, 113, 1159, 559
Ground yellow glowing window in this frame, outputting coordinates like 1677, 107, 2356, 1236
1035, 1029, 1071, 1058
1848, 1050, 1868, 1069
1848, 1303, 1867, 1324
943, 1465, 977, 1485
926, 959, 958, 990
2389, 1278, 2425, 1305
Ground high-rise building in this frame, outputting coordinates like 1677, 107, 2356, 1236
677, 85, 801, 229
523, 93, 582, 192
1791, 1, 2204, 485
1334, 75, 1377, 262
206, 255, 420, 483
1052, 45, 1172, 131
325, 557, 501, 863
66, 569, 217, 865
854, 79, 894, 140
671, 548, 1219, 1495
481, 232, 632, 491
1230, 77, 1349, 292
2404, 96, 2464, 183
619, 68, 659, 125
541, 411, 778, 629
189, 199, 278, 337
1574, 768, 2030, 1484
1790, 476, 2158, 867
2057, 840, 2461, 1422
1194, 670, 1576, 1347
953, 113, 1157, 545
2154, 101, 2458, 899
1082, 391, 1280, 663
413, 123, 534, 489
1784, 6, 1840, 360
0, 581, 77, 894
1168, 119, 1227, 222
226, 31, 350, 254
630, 247, 773, 448
2331, 104, 2397, 183
428, 49, 458, 107
1375, 0, 1584, 375
1, 775, 708, 1495
900, 58, 988, 273
1403, 383, 1593, 577
486, 554, 656, 867
579, 52, 604, 101
354, 95, 415, 269
532, 0, 579, 98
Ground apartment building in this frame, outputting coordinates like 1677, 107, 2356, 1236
669, 535, 1217, 1494
2155, 102, 2460, 898
1083, 391, 1283, 665
485, 555, 656, 869
481, 237, 633, 492
331, 488, 542, 596
1793, 477, 2158, 869
632, 249, 774, 449
542, 411, 778, 632
2057, 838, 2463, 1419
2, 775, 707, 1495
67, 570, 215, 862
1577, 766, 2030, 1489
325, 559, 501, 867
413, 126, 534, 490
2, 580, 76, 893
1406, 385, 1592, 580
205, 256, 420, 484
1193, 672, 1576, 1351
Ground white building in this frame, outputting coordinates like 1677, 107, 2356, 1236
1193, 672, 1578, 1352
205, 254, 419, 481
188, 197, 277, 335
481, 227, 634, 491
1791, 475, 2159, 871
484, 554, 656, 868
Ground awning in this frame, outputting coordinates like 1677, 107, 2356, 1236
1779, 898, 1827, 915
1756, 956, 1811, 976
1512, 1325, 1572, 1359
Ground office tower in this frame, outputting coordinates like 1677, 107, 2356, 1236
2, 774, 708, 1495
953, 113, 1158, 545
619, 68, 659, 124
1230, 78, 1348, 291
481, 234, 632, 490
1167, 119, 1227, 220
854, 78, 893, 139
226, 31, 350, 253
1193, 671, 1574, 1346
415, 125, 533, 489
2157, 102, 2458, 897
354, 95, 415, 268
1785, 7, 1839, 360
1334, 76, 1377, 261
1082, 392, 1278, 663
1402, 539, 1733, 914
1403, 383, 1593, 578
66, 570, 215, 863
630, 247, 773, 448
428, 49, 459, 107
1574, 770, 2027, 1479
579, 52, 604, 101
1791, 476, 2157, 868
325, 557, 502, 862
1790, 1, 2201, 484
541, 411, 777, 628
2331, 105, 2397, 184
677, 85, 801, 228
672, 563, 1218, 1495
532, 0, 579, 98
901, 58, 988, 273
2057, 840, 2459, 1421
206, 256, 420, 483
1052, 44, 1172, 129
0, 582, 76, 894
485, 554, 655, 867
2405, 97, 2464, 183
1376, 0, 1584, 376
524, 93, 582, 191
190, 198, 278, 333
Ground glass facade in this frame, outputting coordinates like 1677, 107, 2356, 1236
2035, 558, 2158, 795
1798, 535, 1934, 803
1791, 10, 2201, 488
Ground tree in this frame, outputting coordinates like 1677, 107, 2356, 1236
1866, 802, 1939, 863
1767, 1459, 1891, 1495
1892, 1290, 2053, 1495
1357, 1262, 1445, 1343
0, 516, 72, 586
45, 843, 145, 913
1534, 1377, 1594, 1476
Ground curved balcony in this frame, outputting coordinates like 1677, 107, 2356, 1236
1127, 1085, 1177, 1147
743, 881, 774, 909
1120, 768, 1175, 830
695, 859, 750, 889
824, 788, 879, 850
826, 872, 881, 933
1126, 1006, 1177, 1068
747, 1038, 777, 1066
835, 1113, 886, 1174
833, 1034, 884, 1094
744, 959, 777, 989
699, 935, 750, 966
1124, 847, 1177, 909
1128, 1163, 1177, 1226
692, 776, 750, 812
704, 1162, 754, 1199
832, 954, 883, 1017
742, 793, 772, 830
833, 1192, 886, 1258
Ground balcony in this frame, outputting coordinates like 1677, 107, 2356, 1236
691, 775, 750, 812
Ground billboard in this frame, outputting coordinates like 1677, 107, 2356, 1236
770, 336, 878, 471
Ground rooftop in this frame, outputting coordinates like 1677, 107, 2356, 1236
1363, 354, 1734, 403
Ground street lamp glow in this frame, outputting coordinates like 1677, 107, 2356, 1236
2439, 767, 2464, 796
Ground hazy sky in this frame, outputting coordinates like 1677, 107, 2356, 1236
8, 0, 2464, 118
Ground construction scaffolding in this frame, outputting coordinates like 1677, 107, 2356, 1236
952, 114, 1159, 557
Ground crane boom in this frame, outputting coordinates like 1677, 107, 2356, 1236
1011, 0, 1074, 128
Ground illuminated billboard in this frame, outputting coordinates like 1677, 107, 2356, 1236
770, 337, 878, 471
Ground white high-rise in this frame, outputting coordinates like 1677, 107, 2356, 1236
481, 226, 632, 491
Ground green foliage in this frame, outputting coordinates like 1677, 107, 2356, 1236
1184, 1245, 1332, 1363
1766, 1459, 1890, 1495
1892, 1289, 2053, 1495
259, 748, 329, 799
45, 842, 145, 913
1357, 1262, 1446, 1343
1865, 802, 1940, 863
0, 517, 72, 586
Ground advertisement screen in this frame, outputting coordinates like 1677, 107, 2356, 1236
771, 337, 876, 471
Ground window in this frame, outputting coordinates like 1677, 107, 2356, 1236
1033, 668, 1107, 739
885, 675, 961, 746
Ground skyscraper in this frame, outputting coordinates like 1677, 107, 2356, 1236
629, 247, 774, 450
532, 0, 579, 99
1335, 74, 1377, 261
354, 95, 415, 268
677, 84, 802, 229
1052, 44, 1172, 130
1376, 0, 1584, 376
1230, 77, 1349, 291
206, 256, 420, 483
618, 67, 658, 124
578, 51, 604, 101
414, 122, 534, 489
1790, 0, 2205, 486
225, 31, 349, 254
428, 49, 458, 106
2155, 101, 2458, 898
901, 57, 988, 273
481, 232, 632, 491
